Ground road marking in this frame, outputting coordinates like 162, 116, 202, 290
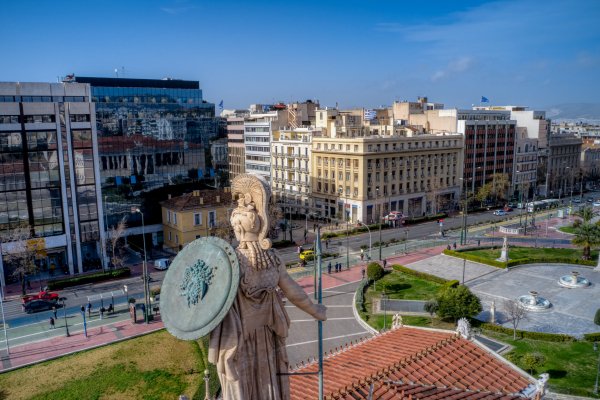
0, 324, 8, 329
287, 332, 368, 347
290, 317, 355, 322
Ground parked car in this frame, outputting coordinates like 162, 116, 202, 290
23, 299, 56, 314
154, 258, 172, 270
572, 198, 581, 203
588, 197, 594, 202
594, 201, 600, 207
22, 291, 59, 306
507, 203, 518, 208
503, 206, 513, 212
299, 250, 314, 260
383, 212, 404, 221
493, 210, 508, 216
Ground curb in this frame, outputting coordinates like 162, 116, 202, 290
0, 325, 166, 375
352, 287, 376, 334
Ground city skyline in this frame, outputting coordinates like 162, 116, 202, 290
2, 0, 599, 111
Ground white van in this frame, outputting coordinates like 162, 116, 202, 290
154, 258, 172, 270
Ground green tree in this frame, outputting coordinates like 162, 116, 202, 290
523, 353, 546, 375
367, 262, 384, 291
437, 286, 482, 322
575, 207, 599, 223
424, 298, 439, 326
571, 223, 600, 260
594, 309, 600, 326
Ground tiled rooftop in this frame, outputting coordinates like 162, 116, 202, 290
159, 189, 233, 211
289, 327, 531, 400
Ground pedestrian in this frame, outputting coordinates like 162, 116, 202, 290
477, 239, 480, 246
325, 241, 328, 249
50, 317, 55, 329
453, 242, 457, 250
80, 305, 85, 314
383, 259, 387, 268
328, 262, 331, 274
87, 302, 92, 318
108, 303, 114, 314
100, 306, 105, 320
335, 262, 339, 272
297, 246, 300, 253
361, 253, 364, 262
141, 303, 146, 317
52, 304, 57, 319
447, 244, 451, 251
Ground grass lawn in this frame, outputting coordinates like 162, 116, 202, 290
359, 270, 443, 330
558, 226, 576, 234
463, 246, 597, 260
0, 330, 219, 400
481, 330, 599, 397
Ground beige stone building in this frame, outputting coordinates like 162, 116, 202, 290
226, 117, 245, 184
310, 132, 463, 223
545, 132, 583, 195
581, 143, 600, 182
513, 127, 539, 199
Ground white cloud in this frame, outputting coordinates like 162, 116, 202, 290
430, 56, 476, 82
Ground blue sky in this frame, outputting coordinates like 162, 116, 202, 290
1, 0, 599, 110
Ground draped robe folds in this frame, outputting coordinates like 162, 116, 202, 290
208, 247, 291, 400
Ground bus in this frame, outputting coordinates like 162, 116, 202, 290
527, 201, 545, 212
541, 199, 560, 209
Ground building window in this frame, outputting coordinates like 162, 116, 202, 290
174, 212, 178, 225
169, 231, 172, 241
194, 212, 202, 226
208, 211, 216, 228
196, 234, 202, 239
167, 210, 171, 222
175, 234, 179, 244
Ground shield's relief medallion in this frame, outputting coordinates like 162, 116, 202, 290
180, 260, 215, 307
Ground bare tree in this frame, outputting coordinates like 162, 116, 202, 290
407, 199, 421, 220
426, 174, 447, 214
213, 222, 234, 244
503, 299, 529, 340
107, 217, 129, 270
0, 226, 37, 295
268, 204, 283, 238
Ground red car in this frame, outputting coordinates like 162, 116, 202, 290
22, 291, 59, 305
504, 206, 513, 212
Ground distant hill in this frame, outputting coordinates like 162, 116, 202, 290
534, 103, 600, 124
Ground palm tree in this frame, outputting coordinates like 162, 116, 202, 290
575, 207, 599, 223
571, 223, 600, 260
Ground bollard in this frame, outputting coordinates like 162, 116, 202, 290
204, 369, 211, 400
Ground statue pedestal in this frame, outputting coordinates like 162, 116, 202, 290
496, 249, 510, 262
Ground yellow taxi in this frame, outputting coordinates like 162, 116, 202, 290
299, 250, 314, 260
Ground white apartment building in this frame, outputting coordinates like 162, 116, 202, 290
271, 126, 316, 214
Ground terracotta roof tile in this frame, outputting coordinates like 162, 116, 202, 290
290, 328, 531, 400
158, 189, 232, 210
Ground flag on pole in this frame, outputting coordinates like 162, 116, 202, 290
481, 96, 489, 103
364, 110, 376, 120
219, 100, 223, 110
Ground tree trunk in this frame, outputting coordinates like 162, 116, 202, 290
514, 327, 516, 341
584, 246, 591, 260
21, 275, 26, 295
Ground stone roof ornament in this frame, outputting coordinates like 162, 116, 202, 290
455, 318, 471, 340
391, 314, 403, 329
535, 373, 549, 396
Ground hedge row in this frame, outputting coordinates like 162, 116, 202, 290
443, 249, 597, 269
584, 332, 600, 342
471, 321, 577, 342
452, 245, 515, 253
304, 252, 339, 262
407, 212, 448, 224
355, 277, 373, 312
272, 239, 296, 249
391, 264, 448, 284
548, 385, 599, 399
322, 223, 392, 240
47, 267, 131, 290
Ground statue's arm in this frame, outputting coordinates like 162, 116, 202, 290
278, 262, 327, 321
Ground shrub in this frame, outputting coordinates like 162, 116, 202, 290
443, 249, 597, 269
372, 241, 385, 247
129, 297, 136, 304
360, 244, 369, 250
585, 332, 600, 342
474, 321, 576, 342
437, 286, 482, 321
366, 262, 384, 281
272, 239, 295, 249
389, 238, 397, 244
595, 309, 600, 326
391, 264, 448, 284
523, 353, 546, 375
505, 353, 519, 364
149, 285, 162, 297
322, 232, 338, 239
439, 279, 460, 294
355, 277, 372, 312
573, 219, 582, 228
407, 212, 448, 224
47, 268, 131, 290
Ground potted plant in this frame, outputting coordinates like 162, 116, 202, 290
150, 285, 162, 302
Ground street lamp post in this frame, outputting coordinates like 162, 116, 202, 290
376, 188, 383, 260
134, 208, 150, 324
61, 297, 69, 337
0, 286, 9, 355
381, 292, 390, 331
593, 342, 600, 394
82, 309, 87, 337
357, 221, 372, 261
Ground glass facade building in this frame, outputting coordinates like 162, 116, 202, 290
75, 77, 225, 242
0, 82, 104, 286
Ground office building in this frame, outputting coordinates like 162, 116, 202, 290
74, 76, 224, 248
0, 81, 104, 285
545, 131, 582, 195
226, 116, 245, 184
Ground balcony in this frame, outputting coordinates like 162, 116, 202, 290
398, 189, 404, 194
407, 188, 412, 193
391, 190, 396, 195
368, 180, 372, 186
375, 164, 381, 169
